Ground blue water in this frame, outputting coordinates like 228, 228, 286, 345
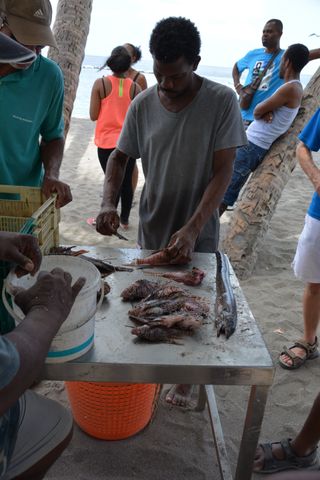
72, 55, 312, 119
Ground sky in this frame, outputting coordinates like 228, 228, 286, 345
50, 0, 320, 75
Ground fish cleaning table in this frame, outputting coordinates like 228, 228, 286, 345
43, 247, 274, 480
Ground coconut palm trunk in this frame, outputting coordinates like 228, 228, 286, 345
223, 67, 320, 279
48, 0, 93, 136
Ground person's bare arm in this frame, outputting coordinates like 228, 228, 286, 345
96, 149, 129, 235
130, 82, 142, 99
254, 83, 302, 120
296, 141, 320, 194
232, 62, 243, 94
137, 73, 148, 91
309, 48, 320, 61
0, 268, 85, 416
166, 148, 236, 262
40, 137, 72, 208
90, 78, 102, 121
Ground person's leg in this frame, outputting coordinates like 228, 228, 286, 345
97, 148, 114, 174
254, 393, 320, 474
5, 390, 73, 480
220, 142, 267, 215
119, 158, 135, 227
280, 216, 320, 368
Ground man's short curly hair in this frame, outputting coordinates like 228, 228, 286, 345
149, 17, 201, 64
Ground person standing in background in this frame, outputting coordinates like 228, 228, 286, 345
123, 43, 148, 90
233, 19, 320, 127
89, 46, 141, 229
123, 42, 148, 194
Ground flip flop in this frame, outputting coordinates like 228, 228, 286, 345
86, 217, 96, 227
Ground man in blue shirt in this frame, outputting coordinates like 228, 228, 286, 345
232, 19, 284, 126
233, 20, 320, 126
279, 109, 320, 369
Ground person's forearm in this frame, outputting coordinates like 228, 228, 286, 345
0, 309, 62, 415
309, 48, 320, 61
232, 63, 241, 86
41, 137, 65, 179
100, 151, 128, 209
297, 142, 320, 191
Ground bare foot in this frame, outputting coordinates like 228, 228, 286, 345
165, 384, 194, 407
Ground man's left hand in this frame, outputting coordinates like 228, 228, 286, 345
42, 176, 72, 208
166, 226, 198, 264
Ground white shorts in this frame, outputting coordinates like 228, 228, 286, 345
4, 390, 73, 479
292, 214, 320, 284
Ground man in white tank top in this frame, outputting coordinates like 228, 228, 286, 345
220, 43, 310, 217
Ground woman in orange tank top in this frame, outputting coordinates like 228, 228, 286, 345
123, 43, 148, 196
90, 46, 141, 228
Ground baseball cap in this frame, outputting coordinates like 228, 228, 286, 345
0, 31, 36, 63
0, 0, 57, 48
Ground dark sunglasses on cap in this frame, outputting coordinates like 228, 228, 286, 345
0, 31, 36, 64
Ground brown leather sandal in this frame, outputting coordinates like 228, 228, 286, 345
279, 337, 319, 370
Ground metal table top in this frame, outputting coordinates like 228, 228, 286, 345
43, 247, 274, 386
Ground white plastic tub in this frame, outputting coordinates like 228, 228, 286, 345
3, 255, 103, 362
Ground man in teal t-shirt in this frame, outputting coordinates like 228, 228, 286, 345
0, 0, 72, 207
0, 0, 72, 333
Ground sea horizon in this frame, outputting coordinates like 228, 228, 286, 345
72, 54, 313, 119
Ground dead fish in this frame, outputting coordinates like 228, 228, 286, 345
131, 325, 185, 343
129, 295, 209, 319
130, 247, 189, 266
147, 313, 203, 331
144, 267, 206, 286
49, 247, 133, 274
120, 279, 159, 302
214, 251, 237, 339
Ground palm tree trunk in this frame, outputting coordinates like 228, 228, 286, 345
48, 0, 93, 136
223, 67, 320, 279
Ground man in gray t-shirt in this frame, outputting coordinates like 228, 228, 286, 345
96, 17, 247, 406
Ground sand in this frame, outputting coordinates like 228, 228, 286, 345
39, 117, 319, 479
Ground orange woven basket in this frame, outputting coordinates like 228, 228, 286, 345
66, 381, 160, 440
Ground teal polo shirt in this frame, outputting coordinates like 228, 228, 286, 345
0, 55, 64, 187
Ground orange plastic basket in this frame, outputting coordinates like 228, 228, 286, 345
66, 381, 160, 440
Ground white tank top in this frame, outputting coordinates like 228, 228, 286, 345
247, 80, 302, 150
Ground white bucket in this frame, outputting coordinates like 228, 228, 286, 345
3, 255, 104, 363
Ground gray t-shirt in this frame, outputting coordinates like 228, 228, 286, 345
118, 77, 247, 251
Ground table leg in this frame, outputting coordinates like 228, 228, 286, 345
195, 385, 207, 411
234, 385, 270, 480
205, 385, 233, 480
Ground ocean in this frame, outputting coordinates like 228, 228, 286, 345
72, 55, 312, 119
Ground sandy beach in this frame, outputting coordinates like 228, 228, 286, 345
38, 117, 319, 479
